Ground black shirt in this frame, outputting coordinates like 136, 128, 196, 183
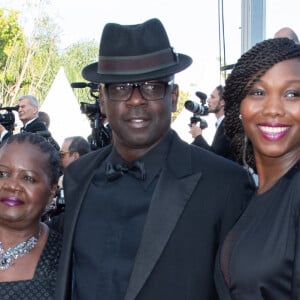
73, 131, 173, 300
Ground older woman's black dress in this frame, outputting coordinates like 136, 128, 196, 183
0, 229, 62, 300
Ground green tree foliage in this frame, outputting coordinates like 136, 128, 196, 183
0, 6, 61, 106
172, 89, 190, 122
0, 8, 24, 104
62, 40, 98, 103
0, 9, 23, 69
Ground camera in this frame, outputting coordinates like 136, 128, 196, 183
184, 100, 208, 116
80, 102, 99, 116
41, 187, 65, 222
0, 105, 19, 132
71, 82, 112, 150
184, 91, 209, 129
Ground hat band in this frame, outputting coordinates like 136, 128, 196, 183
98, 48, 179, 75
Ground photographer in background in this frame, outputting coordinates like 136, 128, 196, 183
0, 94, 46, 143
189, 85, 235, 161
0, 95, 60, 150
18, 95, 49, 132
72, 82, 112, 150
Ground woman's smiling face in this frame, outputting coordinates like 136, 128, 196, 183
240, 58, 300, 161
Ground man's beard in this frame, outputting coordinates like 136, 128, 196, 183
209, 105, 222, 114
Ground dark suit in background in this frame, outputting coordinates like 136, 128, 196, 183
22, 118, 60, 150
21, 117, 48, 132
0, 95, 60, 150
192, 118, 235, 161
0, 118, 47, 144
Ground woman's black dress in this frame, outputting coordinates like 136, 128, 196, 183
219, 162, 300, 299
0, 229, 62, 300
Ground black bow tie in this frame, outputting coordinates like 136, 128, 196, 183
106, 160, 146, 182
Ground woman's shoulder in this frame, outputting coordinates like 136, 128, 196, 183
34, 227, 62, 278
46, 228, 63, 253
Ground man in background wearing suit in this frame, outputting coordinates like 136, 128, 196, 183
0, 94, 47, 142
18, 94, 60, 150
189, 85, 235, 161
18, 94, 48, 132
0, 95, 59, 150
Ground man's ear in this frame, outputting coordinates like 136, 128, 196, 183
220, 98, 225, 108
33, 106, 39, 115
171, 83, 179, 112
72, 151, 80, 160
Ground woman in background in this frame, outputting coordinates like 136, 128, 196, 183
215, 37, 300, 299
0, 132, 62, 299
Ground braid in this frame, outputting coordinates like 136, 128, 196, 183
3, 132, 61, 185
224, 38, 300, 171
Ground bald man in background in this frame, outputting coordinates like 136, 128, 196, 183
274, 27, 299, 44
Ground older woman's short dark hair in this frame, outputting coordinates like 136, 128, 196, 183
3, 132, 61, 185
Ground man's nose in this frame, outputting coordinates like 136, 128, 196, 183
126, 87, 147, 105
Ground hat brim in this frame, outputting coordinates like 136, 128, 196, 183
82, 54, 192, 83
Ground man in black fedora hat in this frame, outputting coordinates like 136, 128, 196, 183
54, 18, 254, 300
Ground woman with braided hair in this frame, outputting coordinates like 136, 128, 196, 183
215, 37, 300, 299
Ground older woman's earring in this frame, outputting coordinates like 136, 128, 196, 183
239, 114, 242, 120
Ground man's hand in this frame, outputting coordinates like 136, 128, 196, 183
0, 124, 7, 135
189, 123, 203, 138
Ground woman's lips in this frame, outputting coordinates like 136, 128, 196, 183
0, 197, 24, 206
257, 124, 291, 141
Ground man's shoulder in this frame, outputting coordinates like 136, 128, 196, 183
26, 117, 47, 131
67, 145, 111, 171
170, 134, 244, 174
189, 142, 244, 172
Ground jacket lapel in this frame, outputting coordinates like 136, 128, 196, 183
212, 119, 224, 145
65, 146, 112, 232
56, 146, 112, 299
125, 133, 202, 300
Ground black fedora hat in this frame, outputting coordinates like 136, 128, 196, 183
82, 18, 192, 83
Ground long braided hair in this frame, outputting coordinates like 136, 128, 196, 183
224, 38, 300, 172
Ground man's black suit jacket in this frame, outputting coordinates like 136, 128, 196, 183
54, 130, 254, 300
192, 118, 235, 161
1, 117, 48, 143
22, 118, 60, 150
22, 117, 47, 132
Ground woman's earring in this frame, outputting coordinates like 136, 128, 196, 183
239, 114, 242, 120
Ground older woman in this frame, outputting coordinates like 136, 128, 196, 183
0, 132, 62, 299
215, 37, 300, 299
